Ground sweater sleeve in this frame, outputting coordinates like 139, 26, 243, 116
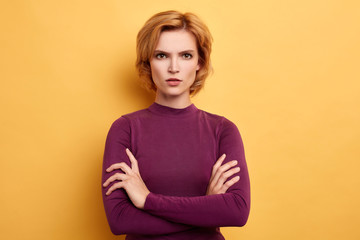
102, 117, 193, 235
143, 118, 251, 227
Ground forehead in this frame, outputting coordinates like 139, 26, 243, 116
155, 29, 198, 52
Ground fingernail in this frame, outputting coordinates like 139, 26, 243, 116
233, 160, 238, 165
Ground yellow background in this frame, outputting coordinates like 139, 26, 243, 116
1, 0, 359, 239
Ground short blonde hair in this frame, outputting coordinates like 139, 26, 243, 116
136, 10, 213, 95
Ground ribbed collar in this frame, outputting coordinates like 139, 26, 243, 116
147, 102, 198, 117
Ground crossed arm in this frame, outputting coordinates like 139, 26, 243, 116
103, 149, 240, 209
101, 117, 250, 235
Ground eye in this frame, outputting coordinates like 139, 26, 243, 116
183, 53, 192, 59
155, 53, 167, 59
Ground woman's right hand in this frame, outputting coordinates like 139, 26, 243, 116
206, 154, 240, 195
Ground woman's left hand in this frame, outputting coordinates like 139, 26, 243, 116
103, 148, 150, 209
206, 154, 240, 195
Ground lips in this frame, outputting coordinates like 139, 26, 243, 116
166, 78, 182, 82
166, 78, 182, 86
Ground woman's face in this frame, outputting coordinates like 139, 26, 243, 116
150, 29, 200, 100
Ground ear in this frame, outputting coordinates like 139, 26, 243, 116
196, 62, 201, 71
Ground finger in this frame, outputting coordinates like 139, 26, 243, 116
213, 154, 226, 171
106, 162, 132, 174
221, 176, 240, 193
212, 160, 238, 186
103, 173, 126, 187
210, 154, 226, 180
106, 182, 124, 195
213, 167, 240, 192
126, 148, 139, 173
219, 167, 240, 183
218, 160, 238, 174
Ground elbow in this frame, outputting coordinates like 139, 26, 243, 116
235, 208, 250, 227
231, 196, 250, 227
108, 218, 125, 235
103, 195, 132, 235
108, 216, 141, 236
105, 206, 129, 235
107, 208, 135, 235
235, 212, 249, 227
230, 205, 250, 227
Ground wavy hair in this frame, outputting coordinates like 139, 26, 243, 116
136, 10, 213, 95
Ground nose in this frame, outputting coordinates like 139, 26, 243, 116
168, 57, 179, 73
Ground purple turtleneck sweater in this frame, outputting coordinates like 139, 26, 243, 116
102, 103, 250, 240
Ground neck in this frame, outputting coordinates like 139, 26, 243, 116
155, 92, 192, 109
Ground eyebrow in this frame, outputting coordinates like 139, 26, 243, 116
153, 49, 196, 54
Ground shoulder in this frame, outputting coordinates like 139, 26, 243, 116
111, 107, 150, 126
107, 108, 149, 135
199, 109, 239, 131
122, 108, 151, 121
198, 109, 224, 125
197, 109, 243, 144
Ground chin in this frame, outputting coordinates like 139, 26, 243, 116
160, 89, 188, 97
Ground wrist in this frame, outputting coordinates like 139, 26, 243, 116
139, 190, 151, 209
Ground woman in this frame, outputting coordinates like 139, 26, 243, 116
102, 10, 250, 240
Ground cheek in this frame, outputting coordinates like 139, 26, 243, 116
186, 62, 200, 76
150, 62, 165, 77
150, 63, 159, 80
